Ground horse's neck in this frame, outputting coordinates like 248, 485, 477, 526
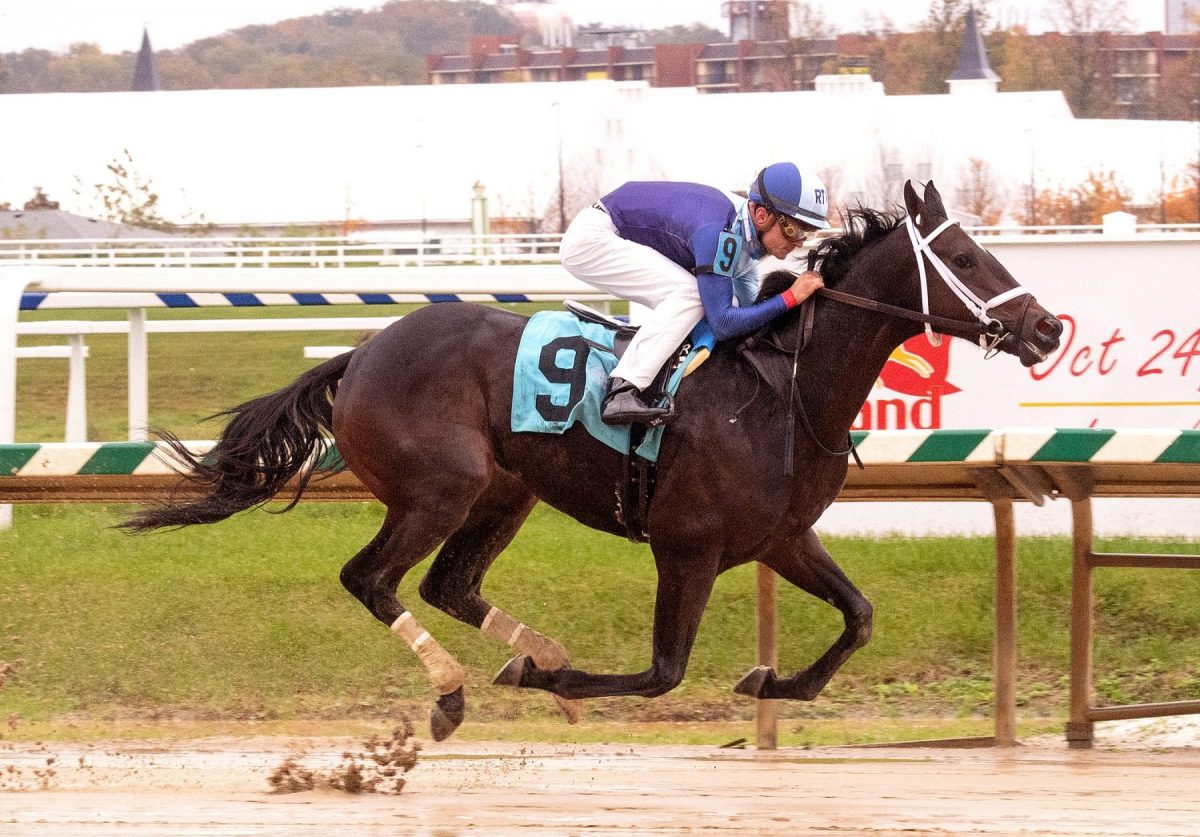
798, 247, 921, 439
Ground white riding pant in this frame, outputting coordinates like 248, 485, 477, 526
559, 206, 704, 390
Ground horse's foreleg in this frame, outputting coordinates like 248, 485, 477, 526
495, 548, 719, 700
734, 528, 873, 701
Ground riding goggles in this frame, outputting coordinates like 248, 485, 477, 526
774, 212, 819, 243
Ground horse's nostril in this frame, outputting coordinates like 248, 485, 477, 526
1035, 317, 1062, 339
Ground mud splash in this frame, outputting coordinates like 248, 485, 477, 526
269, 718, 421, 795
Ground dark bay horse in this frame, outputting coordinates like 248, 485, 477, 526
125, 181, 1062, 740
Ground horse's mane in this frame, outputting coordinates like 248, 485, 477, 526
755, 206, 906, 302
745, 205, 907, 404
808, 206, 907, 287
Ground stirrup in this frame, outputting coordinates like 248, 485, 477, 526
601, 385, 674, 426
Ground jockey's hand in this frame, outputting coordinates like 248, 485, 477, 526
788, 270, 824, 303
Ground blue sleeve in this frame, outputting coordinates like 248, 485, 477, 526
697, 273, 788, 340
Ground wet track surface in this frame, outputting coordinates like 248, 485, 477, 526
2, 730, 1200, 835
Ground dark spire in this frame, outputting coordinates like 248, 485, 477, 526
947, 5, 999, 82
131, 28, 161, 91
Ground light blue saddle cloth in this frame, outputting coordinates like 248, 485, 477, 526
510, 311, 713, 462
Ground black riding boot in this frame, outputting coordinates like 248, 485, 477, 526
600, 377, 673, 426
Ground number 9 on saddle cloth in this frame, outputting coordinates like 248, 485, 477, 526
510, 303, 715, 463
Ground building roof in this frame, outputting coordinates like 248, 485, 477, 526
479, 53, 520, 70
612, 47, 654, 65
0, 210, 173, 240
527, 51, 563, 68
433, 55, 473, 72
698, 43, 739, 60
569, 49, 608, 66
947, 6, 1000, 81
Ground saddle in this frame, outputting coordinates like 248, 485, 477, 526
563, 300, 685, 419
563, 301, 710, 544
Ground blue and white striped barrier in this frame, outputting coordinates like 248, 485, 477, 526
19, 291, 552, 310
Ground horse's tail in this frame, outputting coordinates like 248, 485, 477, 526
121, 350, 354, 532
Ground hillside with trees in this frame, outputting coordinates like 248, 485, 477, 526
0, 1, 518, 93
0, 1, 723, 94
0, 0, 1188, 123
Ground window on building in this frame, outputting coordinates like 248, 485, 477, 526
1114, 50, 1156, 76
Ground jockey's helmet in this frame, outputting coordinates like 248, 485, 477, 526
748, 163, 831, 231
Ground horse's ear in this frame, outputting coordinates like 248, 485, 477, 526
903, 180, 922, 221
922, 181, 948, 222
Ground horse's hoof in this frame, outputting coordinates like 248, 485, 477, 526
733, 665, 773, 698
492, 655, 530, 688
430, 686, 465, 742
553, 695, 582, 724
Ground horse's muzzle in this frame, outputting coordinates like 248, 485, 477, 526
1010, 305, 1062, 367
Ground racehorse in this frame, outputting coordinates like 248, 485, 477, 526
124, 181, 1062, 741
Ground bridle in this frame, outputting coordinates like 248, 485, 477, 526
765, 210, 1035, 474
811, 214, 1033, 356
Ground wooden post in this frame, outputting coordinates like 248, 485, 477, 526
992, 500, 1018, 746
1067, 496, 1095, 748
755, 562, 778, 750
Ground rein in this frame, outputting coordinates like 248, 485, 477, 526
767, 210, 1035, 475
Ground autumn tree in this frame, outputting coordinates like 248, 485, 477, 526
1042, 0, 1131, 117
1150, 155, 1200, 223
955, 158, 1004, 225
870, 1, 995, 95
991, 26, 1058, 91
1015, 169, 1130, 225
84, 149, 178, 232
790, 2, 836, 39
1154, 45, 1200, 121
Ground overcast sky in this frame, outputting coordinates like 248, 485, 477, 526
0, 1, 1167, 54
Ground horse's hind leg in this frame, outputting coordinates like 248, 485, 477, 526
494, 545, 721, 700
734, 528, 873, 701
340, 501, 479, 741
418, 471, 581, 723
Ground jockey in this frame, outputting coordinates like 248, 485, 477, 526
559, 162, 830, 425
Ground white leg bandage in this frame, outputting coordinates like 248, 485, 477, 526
482, 607, 569, 670
391, 612, 465, 695
482, 607, 580, 723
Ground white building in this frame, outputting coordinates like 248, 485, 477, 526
0, 75, 1195, 234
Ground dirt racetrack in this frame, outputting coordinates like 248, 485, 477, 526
3, 720, 1200, 835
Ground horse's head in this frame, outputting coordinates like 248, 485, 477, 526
901, 180, 1061, 367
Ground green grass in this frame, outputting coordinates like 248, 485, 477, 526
1, 503, 1197, 738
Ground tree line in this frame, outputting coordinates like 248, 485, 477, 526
0, 1, 720, 95
1, 0, 1195, 121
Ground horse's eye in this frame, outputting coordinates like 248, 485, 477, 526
953, 254, 972, 269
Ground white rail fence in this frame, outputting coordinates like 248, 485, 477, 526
3, 219, 1200, 269
0, 233, 563, 269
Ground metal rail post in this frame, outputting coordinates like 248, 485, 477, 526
755, 563, 779, 750
1067, 495, 1096, 748
0, 276, 24, 529
127, 308, 148, 441
992, 500, 1018, 746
